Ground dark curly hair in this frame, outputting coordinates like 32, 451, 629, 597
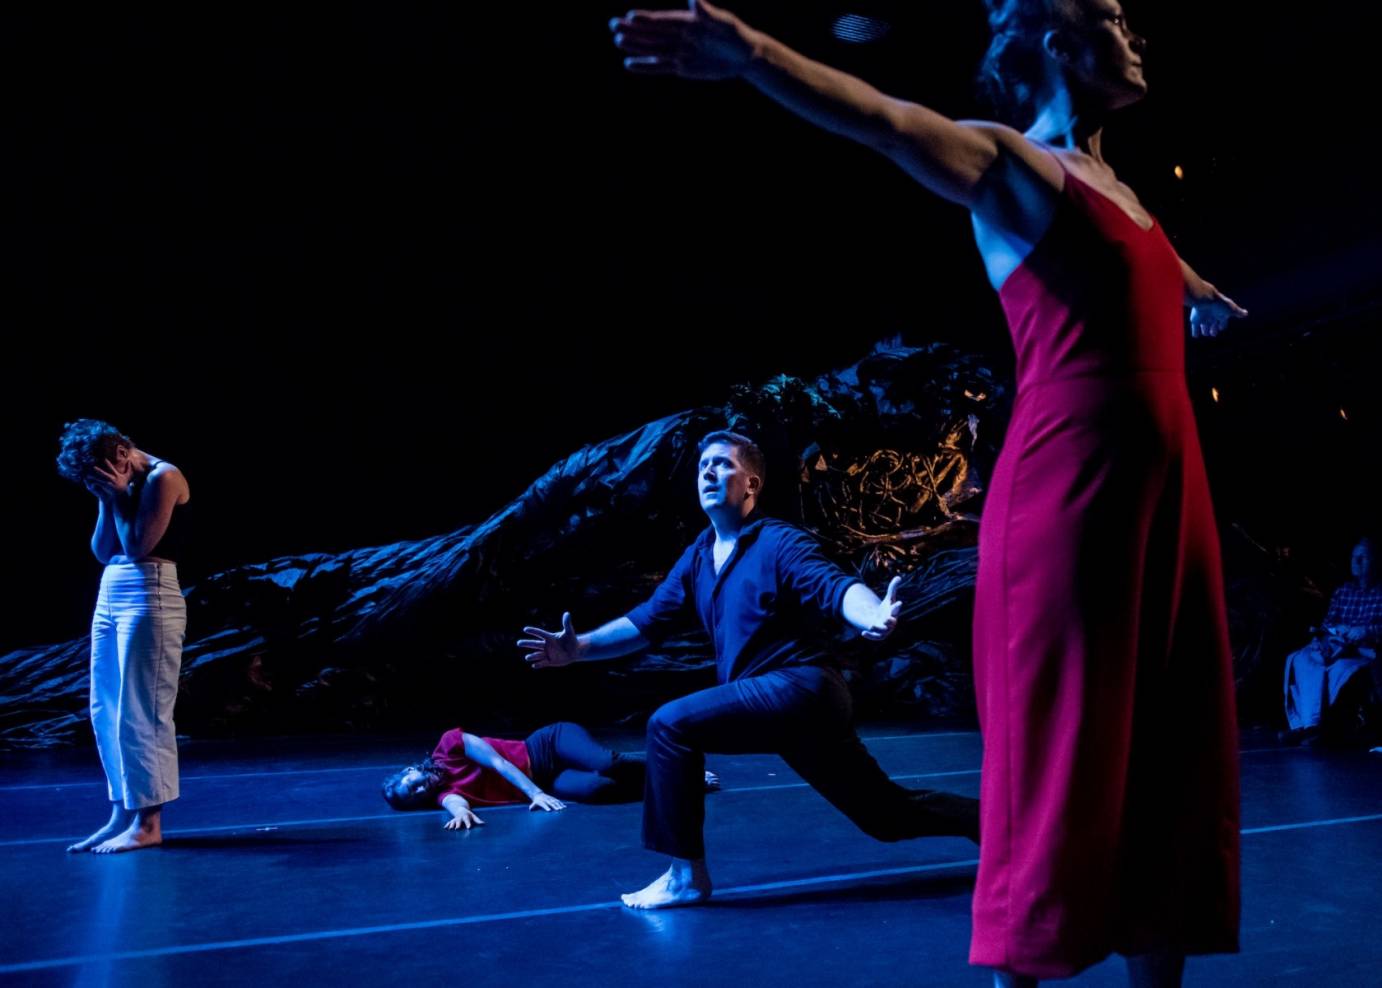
381, 755, 445, 811
976, 0, 1083, 129
56, 419, 133, 485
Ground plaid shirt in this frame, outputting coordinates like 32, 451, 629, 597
1324, 582, 1382, 644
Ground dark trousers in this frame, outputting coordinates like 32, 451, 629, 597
642, 664, 979, 858
525, 721, 645, 803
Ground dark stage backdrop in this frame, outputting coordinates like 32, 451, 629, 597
6, 2, 1377, 652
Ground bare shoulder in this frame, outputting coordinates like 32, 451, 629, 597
149, 461, 190, 503
957, 121, 1065, 189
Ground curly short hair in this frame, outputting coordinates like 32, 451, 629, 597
56, 419, 133, 485
381, 756, 445, 811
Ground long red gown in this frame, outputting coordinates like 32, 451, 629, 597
969, 158, 1240, 978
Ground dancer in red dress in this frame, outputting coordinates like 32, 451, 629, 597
972, 159, 1241, 981
610, 1, 1246, 984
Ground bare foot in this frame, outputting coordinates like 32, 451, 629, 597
67, 805, 133, 853
93, 808, 162, 854
703, 770, 721, 792
621, 859, 712, 910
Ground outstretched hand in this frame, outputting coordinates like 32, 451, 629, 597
519, 612, 582, 669
1190, 287, 1248, 338
610, 0, 756, 80
861, 576, 903, 641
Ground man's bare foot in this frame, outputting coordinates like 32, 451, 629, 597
67, 804, 133, 853
621, 858, 712, 910
93, 808, 162, 854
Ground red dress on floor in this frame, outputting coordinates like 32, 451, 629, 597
969, 158, 1240, 978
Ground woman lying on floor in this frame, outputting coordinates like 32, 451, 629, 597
382, 721, 719, 829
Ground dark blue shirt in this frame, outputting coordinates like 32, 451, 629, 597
626, 517, 859, 683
